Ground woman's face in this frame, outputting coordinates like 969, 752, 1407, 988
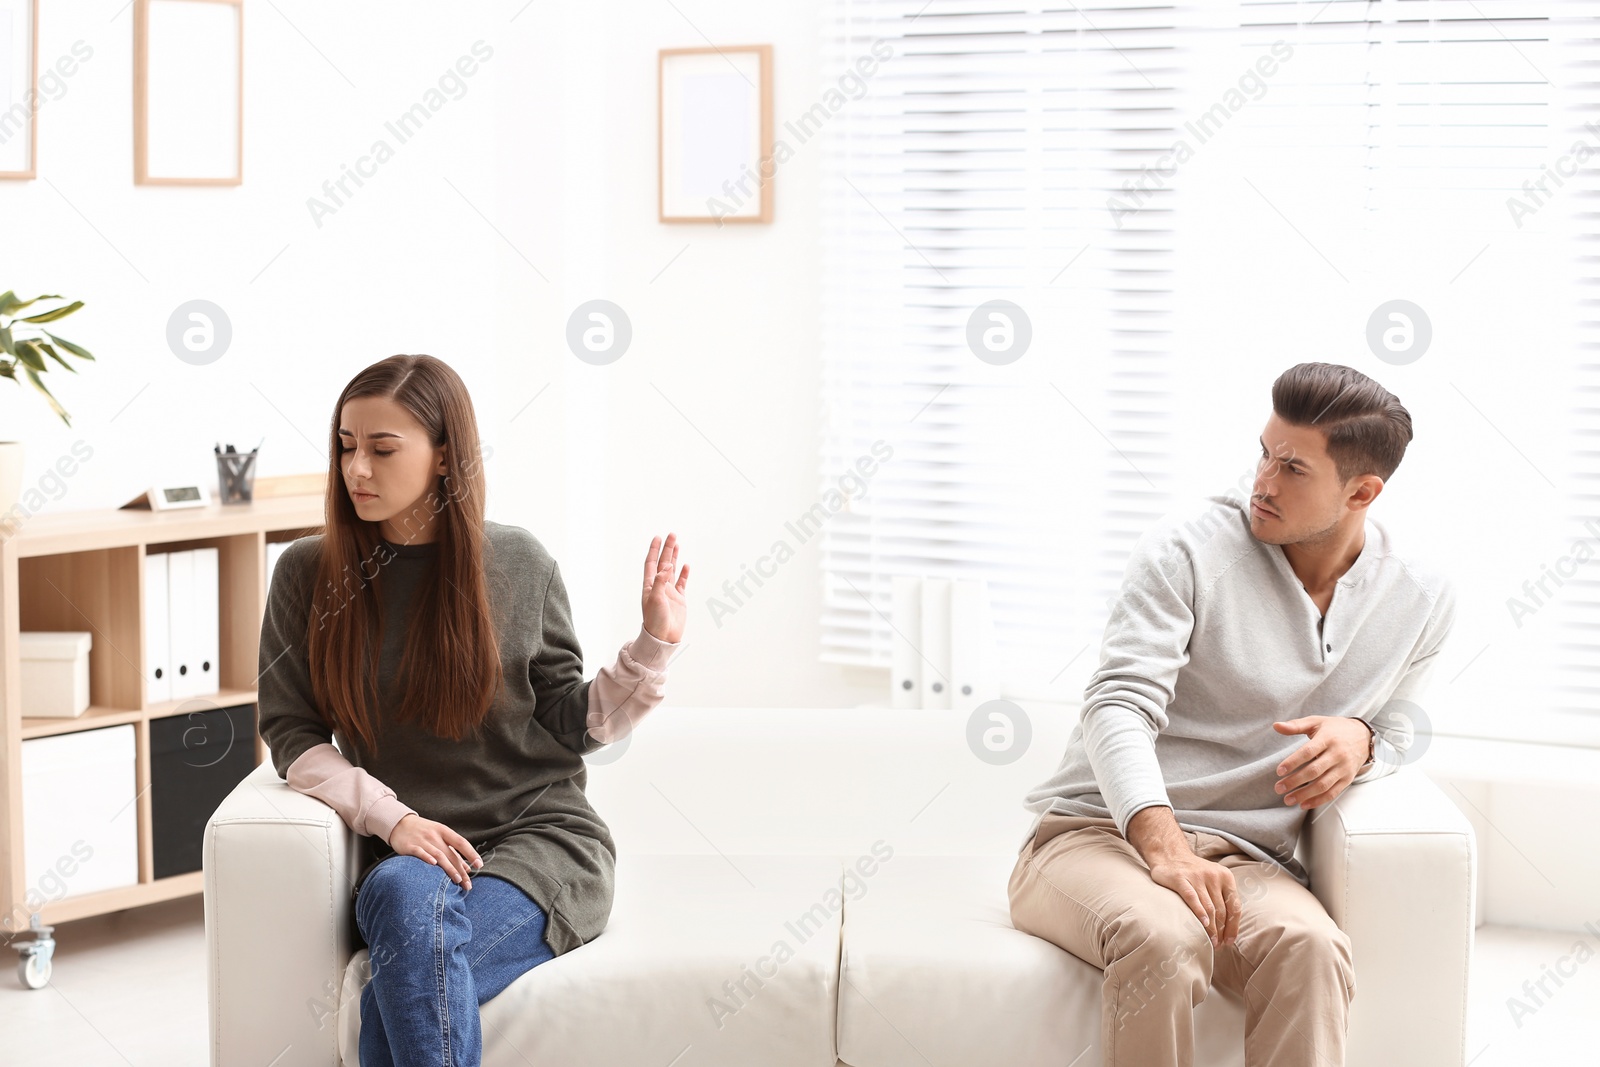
339, 395, 448, 543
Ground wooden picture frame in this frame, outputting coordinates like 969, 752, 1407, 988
0, 0, 38, 180
134, 0, 242, 186
658, 45, 773, 224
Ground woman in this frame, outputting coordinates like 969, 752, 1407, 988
256, 354, 688, 1067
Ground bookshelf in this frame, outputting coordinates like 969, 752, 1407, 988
0, 486, 325, 937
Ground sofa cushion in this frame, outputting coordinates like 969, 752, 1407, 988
338, 854, 844, 1067
837, 854, 1247, 1067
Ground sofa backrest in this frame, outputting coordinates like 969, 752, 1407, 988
583, 705, 1078, 858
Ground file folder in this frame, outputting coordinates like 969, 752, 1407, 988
167, 549, 196, 700
164, 547, 222, 702
193, 546, 220, 696
144, 551, 171, 704
919, 576, 953, 709
889, 575, 922, 709
950, 578, 999, 713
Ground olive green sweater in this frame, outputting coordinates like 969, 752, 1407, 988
256, 520, 674, 957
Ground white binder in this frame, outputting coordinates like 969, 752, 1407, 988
166, 547, 221, 701
950, 578, 999, 713
193, 546, 220, 696
143, 551, 171, 704
167, 549, 196, 700
889, 576, 922, 709
918, 577, 953, 709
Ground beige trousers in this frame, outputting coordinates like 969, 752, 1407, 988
1007, 812, 1355, 1067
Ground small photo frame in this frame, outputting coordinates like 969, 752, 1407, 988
0, 0, 38, 180
135, 0, 242, 185
659, 45, 772, 224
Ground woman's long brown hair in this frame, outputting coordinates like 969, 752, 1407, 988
305, 354, 503, 758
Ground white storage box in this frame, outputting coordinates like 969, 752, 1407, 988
21, 724, 139, 907
20, 631, 93, 718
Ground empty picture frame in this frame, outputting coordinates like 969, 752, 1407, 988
0, 0, 38, 179
659, 45, 772, 224
134, 0, 242, 185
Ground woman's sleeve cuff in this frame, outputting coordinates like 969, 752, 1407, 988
628, 623, 679, 672
367, 797, 417, 844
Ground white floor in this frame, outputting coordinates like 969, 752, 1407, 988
0, 900, 1594, 1066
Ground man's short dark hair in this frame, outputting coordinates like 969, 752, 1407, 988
1271, 362, 1413, 484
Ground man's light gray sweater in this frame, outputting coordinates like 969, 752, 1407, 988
1021, 493, 1456, 886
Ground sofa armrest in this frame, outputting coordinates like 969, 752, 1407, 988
204, 758, 361, 1067
1302, 766, 1476, 1067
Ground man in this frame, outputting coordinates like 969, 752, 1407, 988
1009, 362, 1456, 1067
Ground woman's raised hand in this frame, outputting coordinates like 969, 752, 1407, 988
641, 532, 689, 644
388, 812, 483, 890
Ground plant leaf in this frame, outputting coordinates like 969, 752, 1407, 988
14, 340, 47, 372
39, 343, 77, 374
43, 331, 94, 361
0, 292, 64, 316
22, 366, 71, 426
19, 300, 84, 324
0, 324, 12, 356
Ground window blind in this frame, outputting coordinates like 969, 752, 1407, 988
819, 0, 1189, 699
820, 0, 1600, 734
1554, 1, 1600, 736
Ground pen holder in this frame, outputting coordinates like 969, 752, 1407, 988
216, 450, 258, 505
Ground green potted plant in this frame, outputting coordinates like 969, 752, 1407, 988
0, 291, 96, 519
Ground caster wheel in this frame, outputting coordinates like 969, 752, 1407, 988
18, 952, 50, 990
13, 914, 55, 990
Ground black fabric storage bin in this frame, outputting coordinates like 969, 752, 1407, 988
151, 704, 258, 879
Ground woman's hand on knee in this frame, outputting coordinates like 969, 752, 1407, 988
388, 813, 484, 890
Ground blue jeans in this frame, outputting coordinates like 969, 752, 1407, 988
354, 854, 556, 1067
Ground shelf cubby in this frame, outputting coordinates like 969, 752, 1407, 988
0, 489, 325, 929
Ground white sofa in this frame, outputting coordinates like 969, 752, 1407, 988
205, 706, 1477, 1067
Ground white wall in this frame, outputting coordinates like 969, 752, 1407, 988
4, 0, 881, 708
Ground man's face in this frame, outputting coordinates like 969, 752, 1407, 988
1248, 412, 1364, 546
